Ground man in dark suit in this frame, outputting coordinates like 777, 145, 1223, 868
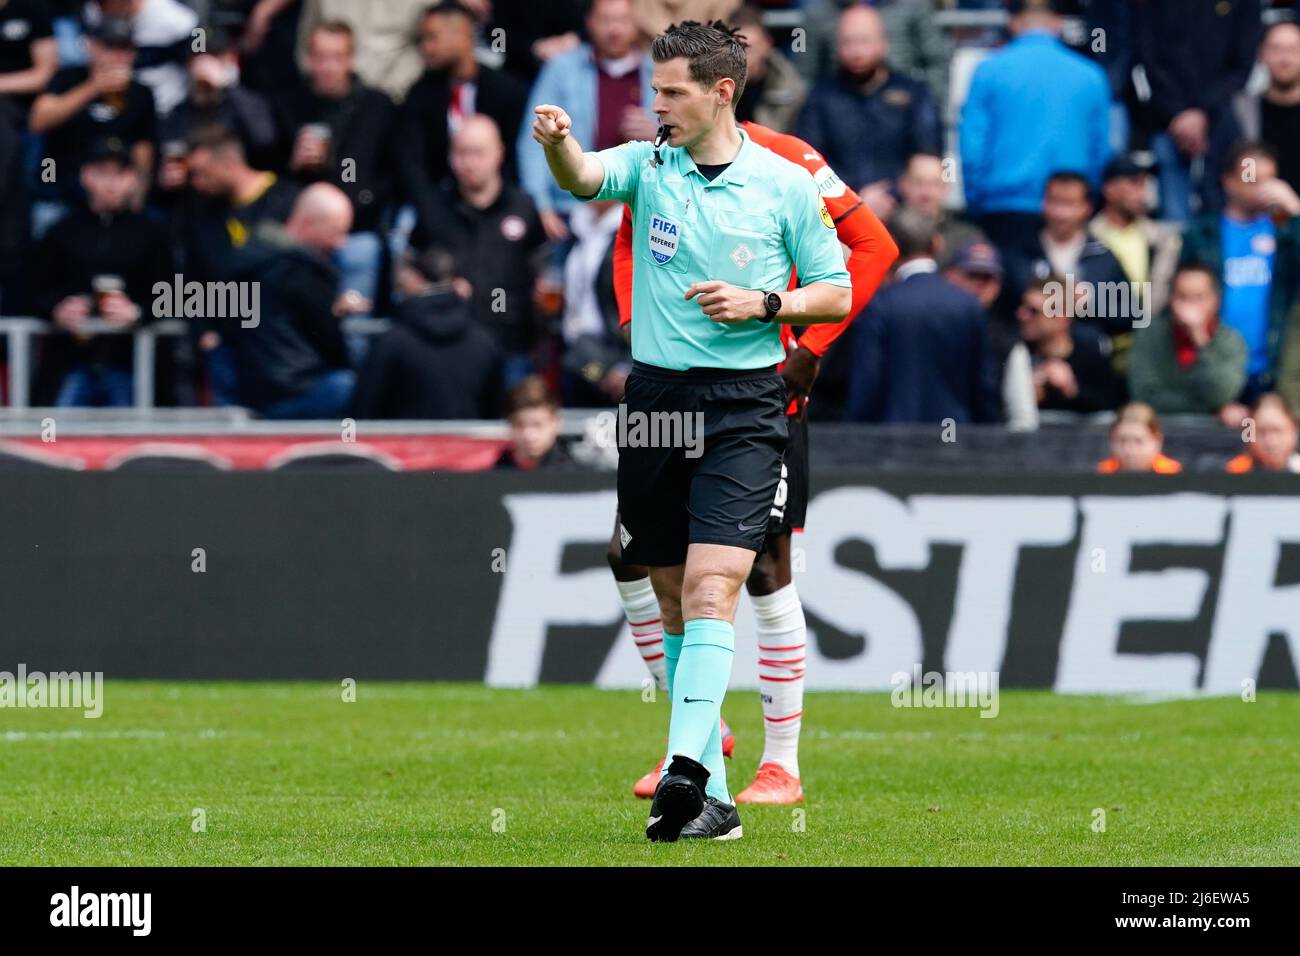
845, 209, 1001, 424
398, 0, 527, 246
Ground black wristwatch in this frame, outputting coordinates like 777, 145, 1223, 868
759, 291, 782, 323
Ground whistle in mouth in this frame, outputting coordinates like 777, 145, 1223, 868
653, 125, 668, 165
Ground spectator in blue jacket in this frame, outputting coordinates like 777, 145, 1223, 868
846, 209, 1001, 424
1179, 140, 1300, 407
516, 0, 654, 244
794, 4, 941, 207
959, 0, 1111, 255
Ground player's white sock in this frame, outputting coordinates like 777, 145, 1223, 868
752, 582, 806, 779
617, 577, 666, 690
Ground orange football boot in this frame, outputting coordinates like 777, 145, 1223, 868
632, 755, 665, 798
735, 762, 804, 804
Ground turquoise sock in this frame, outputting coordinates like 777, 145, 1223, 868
660, 630, 729, 802
665, 618, 734, 803
662, 631, 683, 699
700, 714, 730, 803
659, 632, 683, 777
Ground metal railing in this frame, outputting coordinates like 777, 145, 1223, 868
0, 316, 391, 411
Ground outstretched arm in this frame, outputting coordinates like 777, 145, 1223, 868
531, 104, 606, 198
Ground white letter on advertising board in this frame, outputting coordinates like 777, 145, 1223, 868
1057, 495, 1225, 694
912, 496, 1076, 674
1204, 497, 1300, 692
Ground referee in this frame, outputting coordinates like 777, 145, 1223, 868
532, 20, 851, 842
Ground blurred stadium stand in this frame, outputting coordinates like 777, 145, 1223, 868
1, 0, 1298, 476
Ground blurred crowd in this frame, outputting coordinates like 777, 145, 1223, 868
0, 0, 1299, 473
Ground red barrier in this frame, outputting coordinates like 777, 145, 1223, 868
0, 435, 509, 471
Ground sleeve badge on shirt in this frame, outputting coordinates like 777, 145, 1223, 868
819, 197, 835, 229
813, 165, 846, 199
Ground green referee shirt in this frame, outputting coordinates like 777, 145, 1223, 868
577, 126, 851, 371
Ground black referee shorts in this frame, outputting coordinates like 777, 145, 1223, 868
617, 361, 789, 568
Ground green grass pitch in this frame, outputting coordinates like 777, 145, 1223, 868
1, 683, 1297, 866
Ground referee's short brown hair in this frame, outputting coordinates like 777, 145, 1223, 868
652, 20, 748, 104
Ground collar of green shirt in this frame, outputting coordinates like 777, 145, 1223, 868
663, 124, 755, 188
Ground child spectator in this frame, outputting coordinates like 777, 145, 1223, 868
1225, 392, 1300, 472
1098, 402, 1183, 473
494, 374, 577, 471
